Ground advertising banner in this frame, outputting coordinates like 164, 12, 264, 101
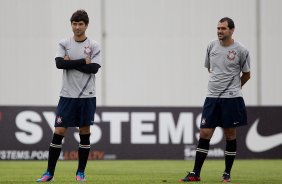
0, 106, 281, 160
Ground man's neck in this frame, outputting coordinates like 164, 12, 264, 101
220, 38, 234, 47
74, 35, 87, 42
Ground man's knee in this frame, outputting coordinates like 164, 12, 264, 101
54, 127, 67, 136
200, 128, 215, 139
79, 126, 90, 134
224, 128, 236, 140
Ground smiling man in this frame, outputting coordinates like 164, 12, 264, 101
36, 10, 101, 182
179, 17, 251, 183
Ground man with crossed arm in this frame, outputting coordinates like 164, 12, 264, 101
37, 9, 101, 182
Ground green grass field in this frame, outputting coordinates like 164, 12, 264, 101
0, 160, 281, 184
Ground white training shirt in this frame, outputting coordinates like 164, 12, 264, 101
205, 40, 250, 98
55, 37, 101, 98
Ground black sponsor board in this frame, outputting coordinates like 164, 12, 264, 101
0, 106, 281, 160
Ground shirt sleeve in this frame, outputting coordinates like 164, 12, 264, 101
55, 40, 67, 58
204, 44, 211, 69
91, 42, 102, 67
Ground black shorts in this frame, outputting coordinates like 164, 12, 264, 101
55, 97, 96, 127
200, 97, 247, 128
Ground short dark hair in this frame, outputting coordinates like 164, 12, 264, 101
219, 17, 235, 29
70, 9, 89, 25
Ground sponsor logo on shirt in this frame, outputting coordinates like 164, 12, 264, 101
210, 51, 218, 57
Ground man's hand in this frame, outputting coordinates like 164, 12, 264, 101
64, 55, 70, 61
85, 56, 91, 64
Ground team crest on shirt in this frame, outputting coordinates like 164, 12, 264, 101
227, 50, 237, 61
84, 46, 93, 57
56, 116, 63, 124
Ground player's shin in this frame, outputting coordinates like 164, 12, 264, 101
192, 138, 210, 176
47, 133, 64, 175
77, 133, 91, 173
224, 139, 237, 174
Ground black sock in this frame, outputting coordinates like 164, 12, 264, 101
47, 133, 64, 176
193, 138, 210, 176
224, 139, 236, 174
77, 134, 91, 173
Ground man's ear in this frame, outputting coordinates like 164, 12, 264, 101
231, 28, 235, 34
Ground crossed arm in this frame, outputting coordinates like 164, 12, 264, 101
55, 56, 100, 74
